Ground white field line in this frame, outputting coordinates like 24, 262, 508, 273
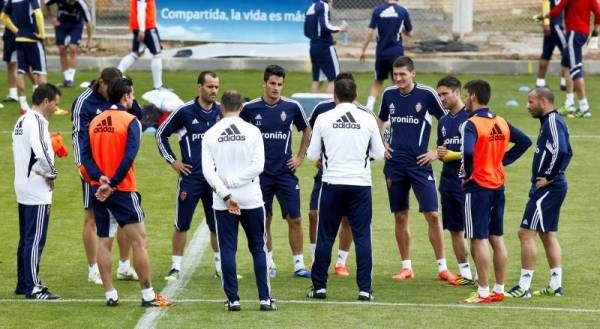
0, 297, 598, 314
134, 221, 210, 329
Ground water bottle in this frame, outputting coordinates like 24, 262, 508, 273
340, 20, 349, 45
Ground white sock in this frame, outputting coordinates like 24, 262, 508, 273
214, 252, 221, 273
69, 68, 76, 81
518, 269, 534, 290
89, 263, 99, 274
63, 70, 69, 81
310, 243, 316, 263
117, 53, 137, 73
366, 95, 376, 111
549, 267, 562, 290
151, 55, 163, 89
560, 77, 566, 86
268, 251, 275, 268
579, 98, 589, 112
565, 93, 575, 107
141, 287, 155, 302
436, 258, 448, 272
117, 259, 130, 272
478, 285, 490, 298
493, 283, 505, 294
105, 289, 118, 301
293, 254, 305, 271
171, 255, 182, 271
401, 259, 412, 270
9, 87, 18, 99
336, 250, 349, 266
536, 78, 546, 87
458, 262, 472, 280
19, 96, 29, 110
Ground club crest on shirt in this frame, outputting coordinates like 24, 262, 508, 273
441, 126, 446, 137
280, 111, 287, 122
255, 114, 262, 126
389, 103, 395, 115
415, 102, 422, 113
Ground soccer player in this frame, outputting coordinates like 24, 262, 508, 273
82, 77, 172, 307
546, 0, 600, 118
303, 0, 347, 93
459, 80, 531, 304
307, 72, 363, 277
535, 0, 568, 92
12, 83, 61, 299
156, 71, 223, 280
44, 0, 93, 87
1, 0, 18, 102
306, 76, 385, 301
360, 0, 412, 112
117, 0, 165, 90
377, 56, 453, 282
202, 90, 276, 312
72, 67, 140, 284
240, 65, 312, 278
1, 0, 47, 113
505, 87, 572, 299
435, 76, 474, 286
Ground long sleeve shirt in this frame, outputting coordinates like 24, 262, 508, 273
531, 110, 572, 185
549, 0, 600, 35
304, 0, 341, 46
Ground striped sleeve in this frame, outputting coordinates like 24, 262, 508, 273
71, 88, 93, 166
28, 115, 57, 177
541, 113, 569, 180
155, 104, 185, 164
77, 0, 92, 22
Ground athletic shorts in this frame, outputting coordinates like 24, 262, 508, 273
309, 44, 340, 82
440, 190, 465, 232
541, 26, 566, 61
385, 166, 438, 213
520, 184, 567, 232
464, 183, 505, 239
132, 28, 161, 55
16, 41, 47, 75
374, 52, 403, 81
561, 31, 587, 80
92, 189, 145, 238
55, 25, 84, 46
260, 171, 301, 219
2, 33, 16, 63
309, 174, 322, 211
81, 178, 93, 209
175, 178, 215, 232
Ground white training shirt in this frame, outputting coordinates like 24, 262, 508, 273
12, 110, 56, 205
202, 116, 265, 210
307, 102, 385, 186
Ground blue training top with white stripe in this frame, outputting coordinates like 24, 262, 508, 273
45, 0, 91, 29
304, 0, 338, 46
241, 96, 309, 176
2, 0, 42, 40
531, 110, 572, 185
369, 2, 412, 59
436, 108, 469, 193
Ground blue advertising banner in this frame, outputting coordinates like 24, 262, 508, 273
156, 0, 309, 43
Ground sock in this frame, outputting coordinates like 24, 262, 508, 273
63, 70, 69, 81
478, 285, 490, 298
69, 68, 76, 81
518, 269, 534, 290
366, 96, 376, 111
401, 259, 412, 270
493, 283, 505, 294
117, 259, 130, 272
141, 287, 155, 302
89, 263, 99, 274
268, 251, 275, 268
19, 96, 29, 110
214, 252, 221, 273
549, 267, 562, 290
105, 289, 118, 301
436, 258, 448, 273
579, 98, 589, 112
293, 254, 305, 271
336, 250, 349, 266
310, 243, 316, 263
536, 78, 546, 87
560, 77, 566, 87
9, 87, 17, 99
565, 93, 575, 108
171, 255, 182, 271
151, 55, 163, 89
117, 53, 137, 73
458, 262, 472, 280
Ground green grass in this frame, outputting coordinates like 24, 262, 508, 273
0, 69, 599, 328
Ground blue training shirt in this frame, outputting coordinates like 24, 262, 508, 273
2, 0, 43, 40
304, 0, 340, 46
45, 0, 91, 29
156, 98, 221, 181
379, 83, 446, 177
241, 96, 309, 176
531, 110, 572, 185
369, 2, 412, 59
436, 108, 469, 193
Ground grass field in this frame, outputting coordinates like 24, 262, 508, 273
0, 69, 598, 328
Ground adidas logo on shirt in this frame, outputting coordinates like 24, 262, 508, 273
192, 119, 199, 124
522, 219, 528, 225
96, 109, 102, 115
380, 6, 399, 18
218, 124, 246, 142
93, 116, 115, 133
488, 124, 506, 141
333, 111, 360, 129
